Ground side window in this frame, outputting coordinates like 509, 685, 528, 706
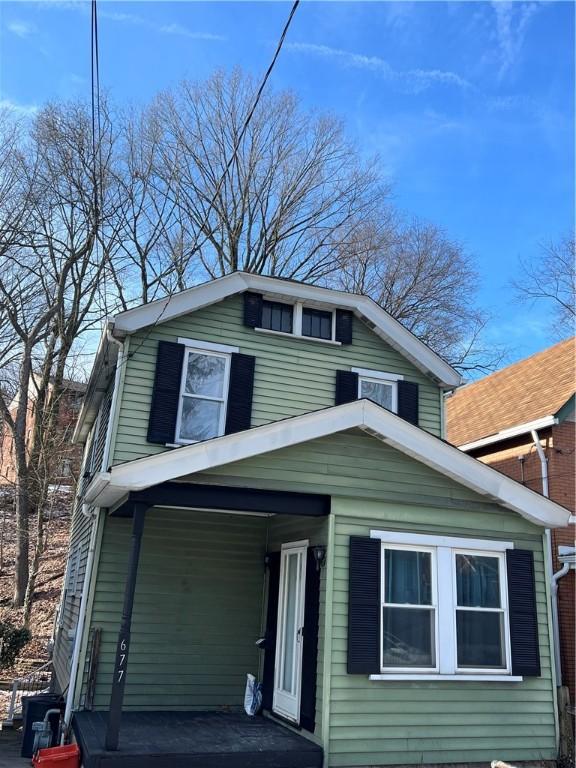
175, 348, 231, 443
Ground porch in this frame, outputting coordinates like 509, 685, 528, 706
77, 482, 328, 764
72, 710, 323, 768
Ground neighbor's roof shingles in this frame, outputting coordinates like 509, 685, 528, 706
447, 337, 576, 447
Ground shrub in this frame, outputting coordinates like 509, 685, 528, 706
0, 621, 31, 668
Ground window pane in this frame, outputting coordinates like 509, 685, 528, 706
282, 553, 299, 692
179, 398, 222, 441
302, 308, 332, 340
383, 607, 435, 667
385, 549, 432, 605
457, 610, 505, 668
360, 380, 393, 410
185, 354, 226, 398
262, 301, 293, 333
456, 554, 501, 608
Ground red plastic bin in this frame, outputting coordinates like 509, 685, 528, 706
32, 743, 80, 768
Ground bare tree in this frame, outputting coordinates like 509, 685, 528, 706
332, 215, 499, 372
0, 101, 111, 606
152, 69, 383, 284
514, 234, 575, 338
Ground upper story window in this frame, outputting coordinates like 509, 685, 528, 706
353, 368, 403, 413
302, 307, 333, 341
244, 292, 353, 345
261, 300, 293, 334
176, 346, 231, 443
376, 532, 511, 677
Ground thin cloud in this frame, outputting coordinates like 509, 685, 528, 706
0, 98, 38, 116
285, 42, 470, 94
7, 20, 37, 38
159, 23, 225, 42
492, 1, 541, 80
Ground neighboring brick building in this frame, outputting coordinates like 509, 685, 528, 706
447, 337, 576, 709
0, 377, 86, 487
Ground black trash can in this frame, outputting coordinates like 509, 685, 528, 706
21, 693, 63, 758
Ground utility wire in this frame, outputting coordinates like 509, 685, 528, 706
116, 0, 301, 369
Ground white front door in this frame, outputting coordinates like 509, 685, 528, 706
273, 540, 308, 723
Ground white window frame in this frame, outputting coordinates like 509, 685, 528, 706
255, 300, 342, 346
380, 543, 439, 674
370, 530, 519, 682
174, 340, 235, 445
353, 368, 403, 414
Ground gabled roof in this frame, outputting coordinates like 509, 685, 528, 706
111, 272, 460, 387
447, 337, 575, 449
85, 400, 569, 528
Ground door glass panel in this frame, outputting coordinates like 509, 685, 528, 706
383, 606, 435, 667
456, 554, 501, 608
282, 553, 299, 692
385, 549, 432, 605
185, 353, 226, 397
456, 610, 505, 668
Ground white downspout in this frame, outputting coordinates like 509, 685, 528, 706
102, 329, 124, 472
530, 428, 566, 685
62, 507, 101, 739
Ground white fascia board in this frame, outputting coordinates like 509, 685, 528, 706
111, 272, 460, 388
96, 400, 569, 528
459, 415, 558, 452
72, 329, 119, 444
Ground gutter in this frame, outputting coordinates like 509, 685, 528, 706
101, 330, 124, 471
530, 428, 569, 687
460, 415, 558, 453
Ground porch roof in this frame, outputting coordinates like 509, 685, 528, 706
85, 400, 570, 528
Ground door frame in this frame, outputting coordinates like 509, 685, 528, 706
272, 539, 309, 723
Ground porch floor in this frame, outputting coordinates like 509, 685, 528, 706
72, 710, 323, 768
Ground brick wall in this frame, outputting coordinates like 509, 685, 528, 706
472, 423, 575, 706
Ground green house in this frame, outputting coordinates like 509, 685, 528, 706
52, 273, 569, 768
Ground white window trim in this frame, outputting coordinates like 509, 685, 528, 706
177, 337, 239, 354
356, 369, 401, 413
174, 343, 232, 445
371, 530, 518, 681
255, 299, 342, 345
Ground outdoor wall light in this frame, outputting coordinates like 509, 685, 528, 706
312, 545, 327, 571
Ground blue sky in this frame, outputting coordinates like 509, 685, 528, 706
0, 0, 574, 366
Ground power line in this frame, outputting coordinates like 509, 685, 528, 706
117, 0, 300, 369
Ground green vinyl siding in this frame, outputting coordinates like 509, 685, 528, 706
112, 294, 442, 465
327, 499, 555, 767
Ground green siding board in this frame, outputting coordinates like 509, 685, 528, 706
113, 294, 442, 464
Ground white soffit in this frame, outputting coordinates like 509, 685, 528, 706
111, 272, 461, 388
85, 400, 570, 529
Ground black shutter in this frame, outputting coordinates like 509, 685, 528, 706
335, 370, 359, 406
224, 353, 255, 435
506, 549, 541, 677
335, 309, 353, 344
243, 292, 263, 328
347, 536, 381, 674
397, 380, 419, 425
261, 552, 281, 712
147, 340, 185, 444
300, 548, 321, 732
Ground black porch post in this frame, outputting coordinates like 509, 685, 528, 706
105, 501, 147, 751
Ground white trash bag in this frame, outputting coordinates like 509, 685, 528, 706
244, 673, 263, 716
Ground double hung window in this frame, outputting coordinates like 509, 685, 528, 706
175, 347, 231, 443
376, 532, 511, 677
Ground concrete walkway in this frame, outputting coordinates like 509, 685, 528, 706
0, 726, 29, 767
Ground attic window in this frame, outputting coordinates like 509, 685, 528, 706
302, 307, 333, 340
261, 300, 293, 334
